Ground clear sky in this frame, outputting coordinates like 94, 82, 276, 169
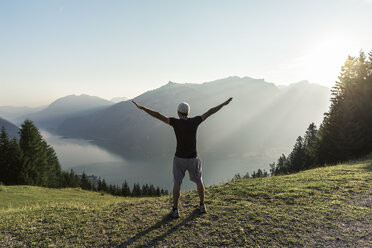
1, 0, 371, 106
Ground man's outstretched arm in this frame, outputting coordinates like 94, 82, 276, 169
132, 100, 170, 125
201, 97, 233, 121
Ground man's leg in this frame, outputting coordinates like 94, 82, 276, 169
173, 183, 181, 208
197, 181, 205, 204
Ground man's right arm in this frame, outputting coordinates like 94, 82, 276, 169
132, 100, 170, 125
201, 97, 233, 121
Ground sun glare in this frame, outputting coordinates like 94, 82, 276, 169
297, 36, 360, 87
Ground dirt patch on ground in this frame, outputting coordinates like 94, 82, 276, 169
318, 189, 372, 248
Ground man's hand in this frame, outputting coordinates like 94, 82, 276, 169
202, 97, 233, 121
132, 100, 144, 110
223, 97, 233, 106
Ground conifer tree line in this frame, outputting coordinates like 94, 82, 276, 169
232, 168, 269, 181
270, 51, 372, 175
0, 120, 168, 197
81, 172, 168, 197
0, 120, 65, 187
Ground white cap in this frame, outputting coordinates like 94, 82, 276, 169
177, 102, 190, 115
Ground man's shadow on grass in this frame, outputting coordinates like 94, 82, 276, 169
117, 209, 201, 247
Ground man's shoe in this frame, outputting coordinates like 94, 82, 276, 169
197, 204, 207, 213
169, 208, 180, 218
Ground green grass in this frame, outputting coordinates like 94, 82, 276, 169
0, 186, 126, 211
1, 159, 371, 247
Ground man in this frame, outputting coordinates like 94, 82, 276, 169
132, 97, 232, 218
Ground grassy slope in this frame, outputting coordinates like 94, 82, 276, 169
0, 159, 371, 248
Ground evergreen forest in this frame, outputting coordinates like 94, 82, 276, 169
0, 120, 168, 197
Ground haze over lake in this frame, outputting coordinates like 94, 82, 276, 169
41, 130, 278, 190
0, 78, 327, 191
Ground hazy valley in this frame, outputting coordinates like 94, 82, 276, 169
0, 76, 331, 190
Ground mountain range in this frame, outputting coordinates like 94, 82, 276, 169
55, 77, 331, 159
1, 76, 331, 163
16, 94, 114, 131
0, 76, 332, 188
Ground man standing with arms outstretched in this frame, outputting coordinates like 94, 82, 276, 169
132, 97, 233, 218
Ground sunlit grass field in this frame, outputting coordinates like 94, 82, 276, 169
1, 158, 371, 247
0, 186, 127, 211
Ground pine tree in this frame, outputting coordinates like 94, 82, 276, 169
80, 172, 91, 190
102, 179, 107, 192
98, 178, 103, 191
287, 136, 306, 173
6, 138, 23, 185
19, 120, 49, 186
60, 171, 70, 187
115, 185, 121, 195
274, 154, 288, 175
44, 142, 61, 187
112, 185, 120, 195
142, 184, 149, 196
233, 173, 241, 180
132, 183, 142, 196
0, 127, 10, 184
317, 51, 372, 164
303, 123, 318, 169
109, 184, 114, 194
121, 181, 130, 196
256, 169, 263, 177
148, 185, 156, 196
156, 187, 161, 197
68, 169, 80, 187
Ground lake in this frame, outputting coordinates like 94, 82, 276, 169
41, 130, 282, 191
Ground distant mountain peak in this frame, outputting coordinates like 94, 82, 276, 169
294, 80, 310, 85
288, 80, 329, 89
56, 94, 104, 100
161, 76, 274, 89
49, 94, 112, 106
157, 81, 183, 90
20, 94, 115, 131
111, 96, 128, 103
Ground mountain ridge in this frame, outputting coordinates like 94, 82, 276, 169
56, 76, 330, 159
18, 94, 114, 131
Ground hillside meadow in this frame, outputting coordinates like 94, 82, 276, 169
0, 158, 371, 247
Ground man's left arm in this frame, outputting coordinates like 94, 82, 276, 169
201, 97, 233, 121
